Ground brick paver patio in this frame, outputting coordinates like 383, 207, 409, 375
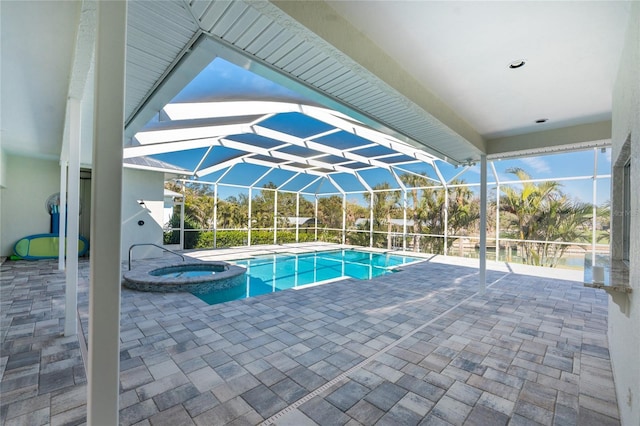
1, 245, 620, 425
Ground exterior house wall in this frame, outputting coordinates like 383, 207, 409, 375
121, 168, 165, 261
0, 149, 6, 245
0, 148, 7, 188
0, 154, 60, 257
609, 2, 640, 424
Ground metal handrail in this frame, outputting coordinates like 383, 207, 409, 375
128, 243, 185, 270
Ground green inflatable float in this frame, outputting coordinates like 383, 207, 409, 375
13, 233, 89, 260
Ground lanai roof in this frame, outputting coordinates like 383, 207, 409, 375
124, 58, 444, 194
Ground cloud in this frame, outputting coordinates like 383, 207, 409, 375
519, 157, 551, 174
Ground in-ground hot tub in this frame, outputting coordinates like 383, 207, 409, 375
123, 261, 246, 294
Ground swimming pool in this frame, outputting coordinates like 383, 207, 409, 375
192, 249, 422, 305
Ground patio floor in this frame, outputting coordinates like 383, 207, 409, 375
1, 244, 620, 425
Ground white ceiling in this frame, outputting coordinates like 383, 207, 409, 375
0, 1, 633, 166
325, 0, 631, 140
1, 1, 80, 160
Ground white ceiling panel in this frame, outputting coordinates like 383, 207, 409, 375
125, 1, 199, 122
3, 0, 629, 167
209, 1, 250, 37
233, 15, 274, 50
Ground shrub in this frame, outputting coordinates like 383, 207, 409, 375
194, 229, 316, 248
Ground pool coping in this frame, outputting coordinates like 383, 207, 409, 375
122, 260, 246, 292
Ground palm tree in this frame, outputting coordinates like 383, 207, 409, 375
533, 194, 592, 267
400, 173, 430, 251
446, 181, 480, 253
364, 183, 401, 249
317, 195, 343, 229
500, 167, 592, 267
417, 186, 447, 254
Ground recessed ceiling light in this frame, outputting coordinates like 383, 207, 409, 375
535, 118, 548, 124
508, 60, 526, 69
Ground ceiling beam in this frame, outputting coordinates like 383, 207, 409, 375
253, 125, 401, 173
162, 101, 301, 121
486, 120, 611, 159
301, 105, 438, 164
270, 0, 486, 155
123, 138, 217, 158
134, 123, 246, 145
218, 138, 369, 176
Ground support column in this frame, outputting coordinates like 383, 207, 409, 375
443, 187, 449, 255
342, 194, 346, 245
496, 183, 500, 261
248, 188, 252, 246
64, 98, 81, 336
274, 190, 278, 244
295, 193, 300, 243
88, 1, 126, 424
592, 148, 598, 258
489, 161, 500, 262
180, 184, 185, 249
58, 161, 68, 270
213, 183, 218, 248
369, 191, 374, 247
479, 155, 487, 294
314, 196, 318, 241
403, 190, 407, 251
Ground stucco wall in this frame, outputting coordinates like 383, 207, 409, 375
121, 168, 165, 261
0, 150, 6, 246
609, 2, 640, 424
1, 154, 60, 256
0, 148, 7, 188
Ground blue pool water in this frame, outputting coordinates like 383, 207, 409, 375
193, 249, 422, 305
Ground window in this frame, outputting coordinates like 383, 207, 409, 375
622, 159, 631, 263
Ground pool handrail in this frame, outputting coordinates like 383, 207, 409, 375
128, 243, 186, 271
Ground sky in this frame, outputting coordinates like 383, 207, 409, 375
437, 148, 611, 205
157, 58, 612, 207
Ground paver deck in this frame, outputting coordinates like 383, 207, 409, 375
1, 245, 620, 425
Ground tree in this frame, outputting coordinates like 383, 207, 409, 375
417, 186, 447, 254
500, 168, 592, 267
317, 195, 343, 229
164, 182, 215, 230
251, 183, 277, 229
400, 173, 430, 251
364, 183, 401, 249
217, 195, 249, 229
445, 182, 480, 251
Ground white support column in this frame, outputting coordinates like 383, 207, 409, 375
496, 183, 501, 260
58, 161, 68, 270
490, 161, 500, 261
369, 192, 374, 247
64, 98, 82, 336
342, 194, 347, 245
213, 183, 218, 248
433, 163, 448, 255
88, 2, 126, 424
443, 189, 449, 255
403, 190, 407, 251
248, 188, 252, 246
274, 190, 278, 244
314, 196, 318, 241
295, 193, 300, 243
479, 155, 487, 294
592, 148, 598, 258
180, 186, 185, 249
